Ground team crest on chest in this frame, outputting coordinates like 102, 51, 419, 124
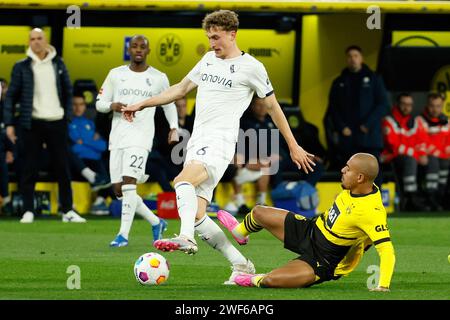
230, 64, 239, 73
146, 78, 152, 87
346, 204, 356, 214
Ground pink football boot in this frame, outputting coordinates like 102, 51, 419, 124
217, 210, 249, 245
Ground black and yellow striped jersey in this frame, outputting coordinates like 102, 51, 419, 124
313, 185, 394, 284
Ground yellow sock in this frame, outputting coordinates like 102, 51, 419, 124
251, 275, 265, 287
235, 222, 250, 237
234, 209, 263, 238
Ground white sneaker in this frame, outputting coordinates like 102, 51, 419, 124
20, 211, 34, 223
62, 210, 87, 223
234, 168, 263, 185
154, 235, 198, 255
224, 259, 256, 285
224, 202, 238, 215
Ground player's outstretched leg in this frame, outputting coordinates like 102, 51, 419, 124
194, 213, 255, 284
235, 260, 316, 288
154, 176, 202, 254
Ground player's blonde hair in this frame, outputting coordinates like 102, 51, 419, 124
202, 10, 239, 32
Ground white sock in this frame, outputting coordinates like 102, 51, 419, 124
257, 192, 266, 205
118, 184, 138, 239
81, 168, 96, 184
235, 193, 245, 207
234, 168, 263, 184
175, 181, 198, 240
195, 215, 247, 266
93, 196, 105, 206
136, 195, 160, 226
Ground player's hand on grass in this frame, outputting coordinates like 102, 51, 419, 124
290, 145, 315, 174
121, 102, 144, 122
369, 286, 390, 292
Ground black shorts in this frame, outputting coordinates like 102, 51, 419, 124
284, 212, 341, 285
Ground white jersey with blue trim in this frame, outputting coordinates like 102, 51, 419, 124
96, 65, 177, 151
187, 51, 274, 145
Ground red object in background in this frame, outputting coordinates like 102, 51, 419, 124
157, 192, 179, 219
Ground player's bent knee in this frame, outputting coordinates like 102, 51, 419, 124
252, 205, 269, 224
173, 175, 186, 186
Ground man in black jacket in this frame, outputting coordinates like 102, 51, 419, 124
3, 28, 85, 223
0, 78, 14, 213
325, 45, 389, 186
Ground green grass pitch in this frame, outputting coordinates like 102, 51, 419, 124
0, 212, 449, 300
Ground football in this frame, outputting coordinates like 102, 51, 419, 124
134, 252, 170, 286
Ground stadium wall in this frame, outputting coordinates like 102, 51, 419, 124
299, 13, 384, 147
7, 181, 397, 215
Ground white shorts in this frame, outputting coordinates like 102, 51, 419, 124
109, 147, 149, 184
184, 138, 235, 202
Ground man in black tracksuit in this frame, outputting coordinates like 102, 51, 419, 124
3, 28, 86, 223
324, 45, 389, 186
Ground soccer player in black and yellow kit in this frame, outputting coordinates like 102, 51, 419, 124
218, 153, 395, 291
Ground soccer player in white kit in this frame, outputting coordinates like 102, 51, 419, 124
96, 35, 178, 247
122, 11, 315, 283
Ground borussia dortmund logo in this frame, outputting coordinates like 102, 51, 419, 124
157, 33, 183, 66
431, 65, 450, 117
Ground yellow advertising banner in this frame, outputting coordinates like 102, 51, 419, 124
63, 27, 295, 103
392, 31, 450, 47
2, 1, 450, 13
0, 26, 51, 81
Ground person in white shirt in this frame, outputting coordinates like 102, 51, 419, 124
96, 35, 179, 247
4, 28, 85, 223
122, 11, 315, 284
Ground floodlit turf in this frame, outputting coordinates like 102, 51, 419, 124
0, 212, 449, 300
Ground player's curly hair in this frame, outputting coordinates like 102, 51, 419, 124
202, 10, 239, 32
